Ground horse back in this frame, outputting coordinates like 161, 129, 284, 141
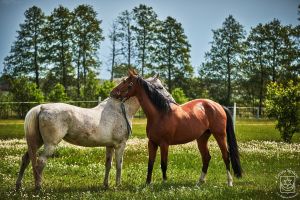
180, 99, 227, 133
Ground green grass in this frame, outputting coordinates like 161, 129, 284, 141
1, 118, 300, 142
0, 119, 299, 199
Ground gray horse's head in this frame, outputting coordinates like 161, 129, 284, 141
145, 74, 176, 103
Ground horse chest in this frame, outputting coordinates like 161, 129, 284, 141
146, 122, 171, 144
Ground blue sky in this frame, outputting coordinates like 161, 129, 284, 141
0, 0, 299, 79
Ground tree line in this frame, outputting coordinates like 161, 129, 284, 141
1, 4, 299, 112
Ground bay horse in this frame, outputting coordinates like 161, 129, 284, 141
15, 75, 172, 191
110, 70, 242, 186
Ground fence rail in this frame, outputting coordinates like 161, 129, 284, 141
0, 101, 266, 119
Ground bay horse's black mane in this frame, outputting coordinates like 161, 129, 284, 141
137, 77, 171, 113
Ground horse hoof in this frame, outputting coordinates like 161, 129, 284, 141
228, 182, 233, 187
197, 180, 206, 186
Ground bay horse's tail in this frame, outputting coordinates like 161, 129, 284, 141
223, 106, 242, 178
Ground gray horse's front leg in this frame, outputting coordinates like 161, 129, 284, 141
115, 142, 126, 186
103, 147, 114, 188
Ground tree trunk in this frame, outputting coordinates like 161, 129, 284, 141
141, 26, 146, 76
127, 20, 131, 68
77, 49, 81, 99
272, 41, 276, 82
258, 43, 264, 116
226, 51, 231, 105
110, 39, 116, 82
34, 27, 39, 88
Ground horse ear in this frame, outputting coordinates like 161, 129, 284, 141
128, 68, 138, 76
153, 73, 159, 80
128, 69, 135, 76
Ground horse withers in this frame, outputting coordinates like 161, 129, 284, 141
110, 70, 242, 186
15, 75, 172, 191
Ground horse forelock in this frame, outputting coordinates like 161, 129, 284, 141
137, 77, 171, 113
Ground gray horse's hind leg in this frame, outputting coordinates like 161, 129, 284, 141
35, 144, 56, 191
103, 147, 114, 188
16, 151, 30, 190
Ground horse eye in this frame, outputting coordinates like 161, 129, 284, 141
129, 82, 133, 86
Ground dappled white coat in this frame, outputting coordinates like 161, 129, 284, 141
37, 97, 139, 147
19, 97, 139, 190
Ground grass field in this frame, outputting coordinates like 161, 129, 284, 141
0, 119, 299, 199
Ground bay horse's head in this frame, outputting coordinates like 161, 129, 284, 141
111, 69, 173, 112
110, 69, 140, 101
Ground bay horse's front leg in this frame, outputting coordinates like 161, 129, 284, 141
103, 147, 114, 188
146, 140, 158, 184
160, 143, 169, 182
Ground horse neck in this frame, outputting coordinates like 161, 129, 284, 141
124, 97, 140, 117
135, 85, 160, 121
93, 98, 108, 110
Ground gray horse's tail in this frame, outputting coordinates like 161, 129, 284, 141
24, 106, 43, 178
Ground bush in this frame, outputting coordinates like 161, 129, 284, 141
81, 72, 101, 101
0, 92, 13, 119
47, 83, 69, 102
265, 80, 300, 143
11, 77, 44, 118
171, 87, 188, 104
99, 80, 116, 100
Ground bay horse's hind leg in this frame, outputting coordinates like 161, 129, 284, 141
103, 146, 114, 188
213, 131, 233, 186
16, 151, 30, 190
196, 130, 211, 185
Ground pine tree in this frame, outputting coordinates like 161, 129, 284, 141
264, 19, 298, 82
201, 15, 245, 105
244, 23, 269, 114
44, 5, 74, 90
108, 21, 121, 81
4, 6, 45, 88
116, 10, 136, 68
72, 4, 104, 97
156, 16, 192, 92
132, 4, 158, 76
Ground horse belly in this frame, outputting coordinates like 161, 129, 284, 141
171, 119, 207, 145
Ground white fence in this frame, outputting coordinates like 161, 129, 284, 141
0, 101, 266, 120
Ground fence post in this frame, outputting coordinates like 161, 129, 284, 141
98, 97, 102, 105
233, 102, 237, 131
256, 107, 259, 119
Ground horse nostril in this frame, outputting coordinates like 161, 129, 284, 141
117, 91, 120, 95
